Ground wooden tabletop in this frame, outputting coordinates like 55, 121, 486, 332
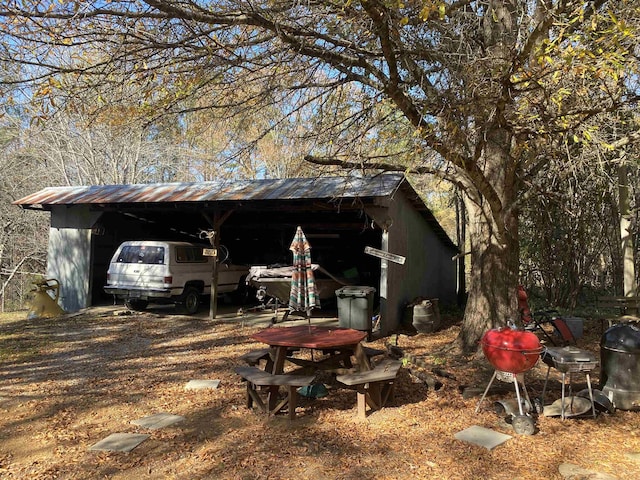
251, 325, 366, 349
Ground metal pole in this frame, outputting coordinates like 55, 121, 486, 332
209, 231, 219, 320
199, 228, 219, 320
202, 209, 234, 320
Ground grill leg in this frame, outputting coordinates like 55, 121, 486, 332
541, 365, 552, 403
475, 370, 498, 413
520, 374, 532, 411
561, 372, 567, 419
586, 373, 596, 418
513, 377, 525, 416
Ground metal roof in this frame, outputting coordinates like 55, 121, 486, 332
13, 174, 407, 208
13, 173, 456, 248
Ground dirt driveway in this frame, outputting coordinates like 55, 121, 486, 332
1, 307, 640, 479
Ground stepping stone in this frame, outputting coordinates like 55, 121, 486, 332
131, 413, 185, 430
454, 425, 512, 451
625, 452, 640, 463
89, 433, 149, 452
559, 463, 618, 479
185, 379, 220, 390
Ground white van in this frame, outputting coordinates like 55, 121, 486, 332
104, 241, 249, 313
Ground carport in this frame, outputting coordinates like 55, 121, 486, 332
14, 174, 459, 335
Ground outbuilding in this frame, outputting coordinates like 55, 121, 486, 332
14, 173, 459, 335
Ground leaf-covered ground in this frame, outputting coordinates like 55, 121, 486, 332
1, 306, 639, 479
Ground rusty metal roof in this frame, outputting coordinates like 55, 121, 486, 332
14, 174, 408, 208
13, 173, 455, 248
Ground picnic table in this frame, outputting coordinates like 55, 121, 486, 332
251, 325, 371, 375
240, 325, 399, 419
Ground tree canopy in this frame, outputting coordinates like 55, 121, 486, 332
1, 1, 638, 351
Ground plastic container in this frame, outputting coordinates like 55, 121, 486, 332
335, 286, 376, 334
561, 317, 584, 340
600, 322, 640, 410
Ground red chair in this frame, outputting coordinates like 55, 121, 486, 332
517, 285, 576, 346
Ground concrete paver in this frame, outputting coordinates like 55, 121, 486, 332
558, 463, 618, 479
625, 452, 640, 463
89, 433, 150, 452
185, 379, 220, 390
131, 413, 185, 429
454, 425, 512, 450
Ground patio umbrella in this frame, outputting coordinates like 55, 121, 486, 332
288, 226, 320, 323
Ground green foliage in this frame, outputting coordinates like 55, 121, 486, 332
519, 106, 640, 308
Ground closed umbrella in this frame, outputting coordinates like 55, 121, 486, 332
289, 226, 320, 323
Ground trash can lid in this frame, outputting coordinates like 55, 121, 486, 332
335, 285, 376, 296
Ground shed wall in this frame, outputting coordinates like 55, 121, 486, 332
384, 194, 457, 333
47, 206, 101, 311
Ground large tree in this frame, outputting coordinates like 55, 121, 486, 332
1, 1, 638, 351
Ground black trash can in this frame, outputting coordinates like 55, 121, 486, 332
335, 286, 376, 336
600, 322, 640, 411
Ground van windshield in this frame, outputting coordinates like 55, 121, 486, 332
117, 245, 165, 264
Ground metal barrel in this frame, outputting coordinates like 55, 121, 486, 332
600, 322, 640, 411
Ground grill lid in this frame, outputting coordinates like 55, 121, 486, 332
601, 323, 640, 352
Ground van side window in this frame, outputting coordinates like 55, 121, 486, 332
175, 246, 207, 263
117, 245, 165, 264
190, 247, 206, 262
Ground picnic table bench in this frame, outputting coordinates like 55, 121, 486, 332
286, 346, 387, 373
336, 359, 402, 419
238, 347, 299, 370
234, 366, 315, 420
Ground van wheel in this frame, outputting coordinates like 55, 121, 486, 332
125, 299, 148, 311
180, 288, 200, 315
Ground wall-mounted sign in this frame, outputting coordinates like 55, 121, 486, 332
364, 246, 406, 265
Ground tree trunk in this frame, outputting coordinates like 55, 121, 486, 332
457, 198, 519, 353
619, 162, 637, 310
455, 190, 467, 307
455, 127, 521, 354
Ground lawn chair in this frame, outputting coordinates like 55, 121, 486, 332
517, 285, 576, 346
